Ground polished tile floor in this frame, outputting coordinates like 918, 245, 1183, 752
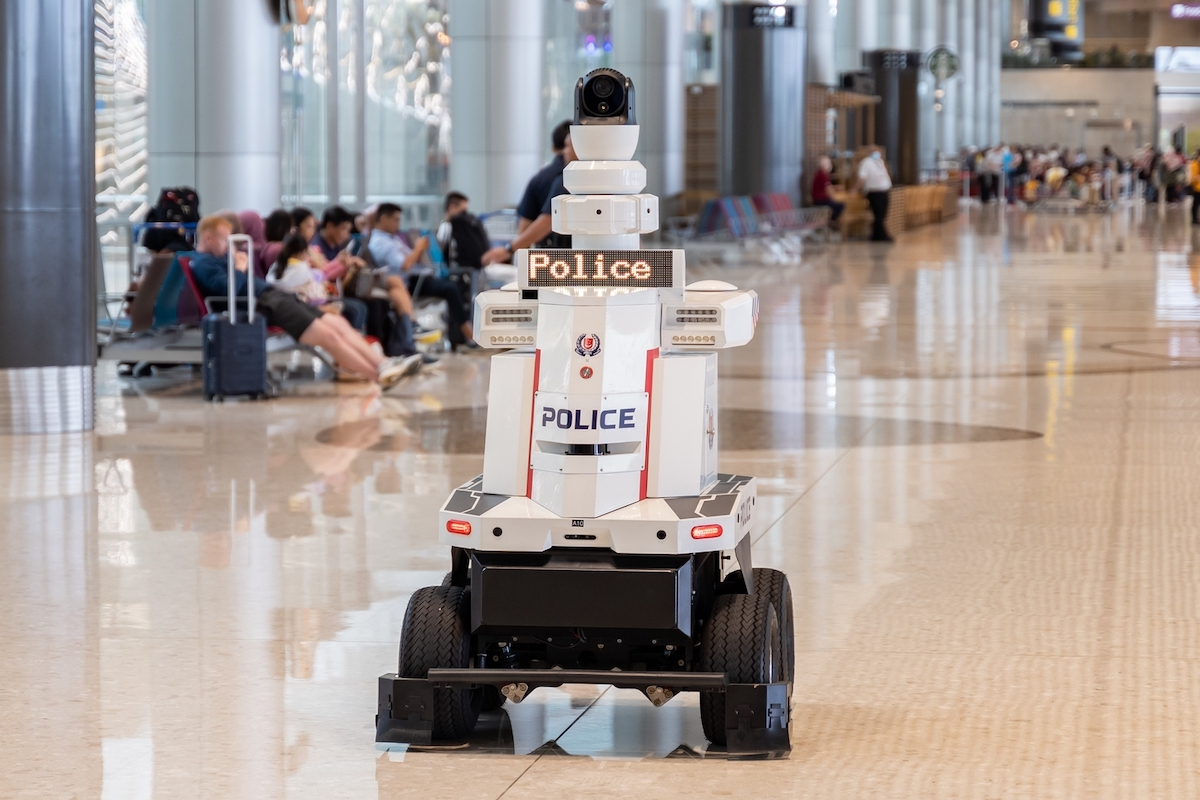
6, 204, 1200, 798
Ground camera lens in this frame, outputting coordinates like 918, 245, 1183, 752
581, 71, 626, 119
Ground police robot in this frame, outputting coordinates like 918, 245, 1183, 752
377, 69, 794, 757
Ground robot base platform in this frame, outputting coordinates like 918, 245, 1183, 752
439, 473, 758, 555
376, 672, 790, 758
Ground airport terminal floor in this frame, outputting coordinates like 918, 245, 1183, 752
6, 204, 1200, 797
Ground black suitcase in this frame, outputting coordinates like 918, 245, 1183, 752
202, 234, 270, 401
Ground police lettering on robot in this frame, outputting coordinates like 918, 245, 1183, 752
541, 406, 637, 430
525, 249, 675, 288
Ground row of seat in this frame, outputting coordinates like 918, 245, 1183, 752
689, 193, 832, 241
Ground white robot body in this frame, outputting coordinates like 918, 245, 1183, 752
380, 69, 791, 758
440, 107, 759, 555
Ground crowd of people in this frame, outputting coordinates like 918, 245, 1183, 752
961, 143, 1200, 215
137, 118, 584, 391
144, 192, 494, 388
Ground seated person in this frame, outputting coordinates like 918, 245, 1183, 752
188, 215, 420, 385
339, 205, 430, 361
812, 156, 845, 222
437, 191, 491, 269
268, 232, 369, 333
310, 205, 363, 281
369, 202, 477, 351
292, 207, 331, 274
258, 209, 295, 279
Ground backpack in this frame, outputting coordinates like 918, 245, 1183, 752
147, 187, 201, 224
440, 212, 492, 268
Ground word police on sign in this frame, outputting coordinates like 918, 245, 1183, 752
525, 249, 676, 288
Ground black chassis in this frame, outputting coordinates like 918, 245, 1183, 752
376, 546, 791, 757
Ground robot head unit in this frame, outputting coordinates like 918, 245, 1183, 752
571, 69, 639, 163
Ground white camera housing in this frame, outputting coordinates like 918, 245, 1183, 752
562, 160, 646, 194
570, 124, 640, 162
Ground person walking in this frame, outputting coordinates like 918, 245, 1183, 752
856, 148, 894, 242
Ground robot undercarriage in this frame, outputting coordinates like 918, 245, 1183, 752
376, 475, 794, 757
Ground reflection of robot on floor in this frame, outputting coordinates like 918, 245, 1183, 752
377, 70, 794, 756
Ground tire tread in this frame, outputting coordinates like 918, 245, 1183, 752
398, 585, 481, 739
698, 591, 779, 745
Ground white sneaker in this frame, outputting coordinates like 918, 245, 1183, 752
377, 354, 422, 388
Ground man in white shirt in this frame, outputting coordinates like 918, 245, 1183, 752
856, 147, 894, 242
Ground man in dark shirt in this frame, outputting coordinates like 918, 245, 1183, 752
189, 215, 419, 385
310, 205, 364, 281
438, 191, 491, 268
483, 120, 576, 265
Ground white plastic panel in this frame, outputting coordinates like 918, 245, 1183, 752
646, 353, 717, 498
562, 160, 647, 195
661, 289, 758, 349
532, 391, 648, 444
552, 193, 659, 235
481, 352, 536, 496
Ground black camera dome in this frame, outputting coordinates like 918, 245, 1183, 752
574, 69, 636, 126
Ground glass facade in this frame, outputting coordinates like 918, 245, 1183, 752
280, 0, 450, 227
94, 0, 149, 293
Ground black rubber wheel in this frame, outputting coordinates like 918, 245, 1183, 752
398, 585, 482, 740
721, 568, 794, 684
698, 591, 782, 746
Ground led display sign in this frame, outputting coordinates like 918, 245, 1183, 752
522, 250, 677, 288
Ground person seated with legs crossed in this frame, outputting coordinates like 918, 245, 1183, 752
188, 215, 421, 387
368, 202, 478, 351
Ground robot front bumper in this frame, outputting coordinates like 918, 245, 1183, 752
437, 473, 758, 554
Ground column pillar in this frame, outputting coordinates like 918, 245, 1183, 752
958, 0, 976, 148
808, 0, 837, 86
611, 0, 687, 199
891, 0, 913, 49
858, 0, 879, 56
938, 0, 957, 157
448, 0, 545, 212
147, 0, 197, 201
195, 0, 280, 212
147, 0, 280, 213
991, 0, 1004, 143
918, 0, 938, 171
975, 0, 990, 145
0, 0, 96, 433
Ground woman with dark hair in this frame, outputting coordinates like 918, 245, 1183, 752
290, 206, 331, 272
259, 209, 295, 278
265, 209, 293, 242
267, 232, 370, 334
291, 207, 316, 240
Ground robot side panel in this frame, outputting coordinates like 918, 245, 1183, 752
482, 352, 537, 496
646, 353, 719, 498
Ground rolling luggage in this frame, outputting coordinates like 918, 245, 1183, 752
202, 234, 269, 401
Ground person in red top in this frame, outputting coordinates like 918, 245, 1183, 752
811, 156, 845, 222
